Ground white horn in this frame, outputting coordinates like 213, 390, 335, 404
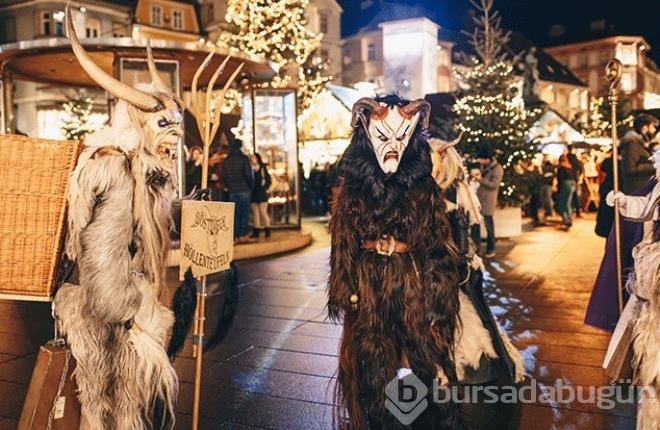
66, 3, 162, 112
146, 39, 171, 95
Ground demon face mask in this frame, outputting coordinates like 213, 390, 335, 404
351, 97, 430, 174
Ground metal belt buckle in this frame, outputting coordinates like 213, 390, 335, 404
375, 235, 396, 256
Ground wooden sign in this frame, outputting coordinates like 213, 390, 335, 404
179, 201, 234, 280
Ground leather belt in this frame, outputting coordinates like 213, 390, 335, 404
361, 235, 410, 255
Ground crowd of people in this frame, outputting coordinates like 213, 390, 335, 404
185, 138, 272, 244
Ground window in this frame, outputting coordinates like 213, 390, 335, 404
41, 12, 51, 35
0, 17, 16, 42
588, 70, 599, 94
620, 71, 636, 93
568, 54, 584, 69
367, 43, 376, 62
151, 6, 163, 26
319, 13, 328, 34
615, 43, 638, 66
201, 3, 214, 24
343, 47, 352, 65
55, 20, 64, 36
112, 21, 127, 37
172, 10, 183, 30
85, 18, 100, 38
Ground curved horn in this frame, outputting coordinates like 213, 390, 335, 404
66, 4, 162, 112
146, 39, 171, 95
400, 99, 431, 128
350, 97, 383, 128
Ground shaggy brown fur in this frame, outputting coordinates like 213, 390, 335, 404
328, 95, 462, 429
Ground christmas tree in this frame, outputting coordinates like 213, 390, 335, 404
61, 96, 96, 141
453, 0, 541, 206
221, 0, 330, 114
297, 49, 333, 113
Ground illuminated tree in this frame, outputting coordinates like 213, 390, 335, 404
221, 0, 330, 114
224, 0, 321, 67
61, 96, 97, 141
453, 0, 540, 206
297, 49, 333, 113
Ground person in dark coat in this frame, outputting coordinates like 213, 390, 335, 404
620, 113, 658, 194
185, 145, 203, 194
475, 146, 503, 258
249, 152, 272, 238
221, 139, 255, 243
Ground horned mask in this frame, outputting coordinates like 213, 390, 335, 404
66, 5, 182, 167
351, 97, 430, 174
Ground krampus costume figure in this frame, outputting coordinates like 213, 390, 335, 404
429, 137, 524, 385
607, 149, 660, 429
328, 95, 463, 429
53, 8, 181, 429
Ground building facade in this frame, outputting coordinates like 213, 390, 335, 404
545, 36, 660, 110
0, 0, 202, 136
340, 11, 588, 121
0, 1, 133, 136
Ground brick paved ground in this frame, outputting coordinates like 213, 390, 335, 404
0, 214, 639, 429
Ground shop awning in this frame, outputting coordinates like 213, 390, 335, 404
0, 37, 275, 89
298, 84, 375, 142
527, 109, 584, 144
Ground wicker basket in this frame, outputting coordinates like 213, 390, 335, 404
0, 134, 80, 300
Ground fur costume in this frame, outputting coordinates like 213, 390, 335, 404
328, 95, 463, 429
53, 9, 182, 429
608, 151, 660, 429
429, 138, 524, 385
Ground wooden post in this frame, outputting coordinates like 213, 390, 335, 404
605, 59, 623, 314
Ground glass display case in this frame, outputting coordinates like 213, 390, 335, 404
242, 88, 300, 228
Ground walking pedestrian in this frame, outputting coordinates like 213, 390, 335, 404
567, 145, 584, 218
539, 153, 556, 222
249, 152, 272, 239
556, 153, 577, 229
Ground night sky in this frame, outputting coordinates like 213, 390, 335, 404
337, 0, 660, 64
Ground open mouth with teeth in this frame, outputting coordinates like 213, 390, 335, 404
383, 151, 399, 163
156, 143, 178, 161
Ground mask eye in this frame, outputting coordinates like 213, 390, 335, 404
157, 118, 170, 128
397, 124, 411, 141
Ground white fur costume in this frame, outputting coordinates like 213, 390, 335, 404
609, 163, 660, 429
53, 9, 184, 428
55, 96, 181, 429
